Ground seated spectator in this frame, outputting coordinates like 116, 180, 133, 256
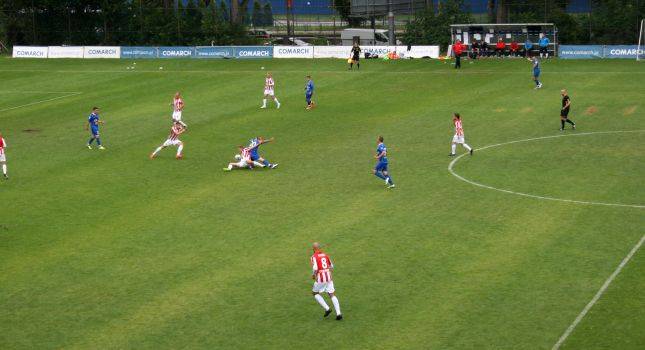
481, 40, 489, 57
510, 40, 519, 57
471, 40, 479, 59
524, 38, 533, 57
496, 38, 506, 58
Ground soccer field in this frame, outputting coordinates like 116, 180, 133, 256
0, 57, 643, 349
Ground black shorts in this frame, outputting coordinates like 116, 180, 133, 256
539, 47, 548, 54
352, 55, 360, 61
561, 109, 570, 117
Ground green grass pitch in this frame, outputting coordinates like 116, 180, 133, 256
0, 57, 643, 349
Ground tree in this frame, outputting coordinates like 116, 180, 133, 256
252, 0, 263, 27
262, 2, 274, 27
403, 0, 472, 49
333, 0, 361, 27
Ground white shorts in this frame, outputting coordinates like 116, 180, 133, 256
452, 135, 465, 144
0, 153, 5, 162
264, 89, 275, 96
163, 138, 182, 147
312, 281, 335, 294
172, 111, 183, 121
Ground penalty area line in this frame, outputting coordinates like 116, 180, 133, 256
551, 234, 645, 350
0, 92, 82, 113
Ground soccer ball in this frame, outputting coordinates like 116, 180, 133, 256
234, 154, 241, 160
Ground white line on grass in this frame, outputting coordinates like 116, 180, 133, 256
552, 234, 645, 350
448, 130, 645, 209
0, 90, 82, 94
0, 92, 82, 113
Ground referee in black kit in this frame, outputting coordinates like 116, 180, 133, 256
560, 89, 576, 131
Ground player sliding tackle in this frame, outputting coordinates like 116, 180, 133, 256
150, 122, 186, 160
223, 145, 266, 171
249, 136, 278, 169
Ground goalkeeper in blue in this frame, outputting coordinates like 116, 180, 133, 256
373, 136, 395, 189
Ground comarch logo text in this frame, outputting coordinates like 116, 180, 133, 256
238, 50, 270, 57
161, 50, 193, 57
609, 49, 644, 55
88, 49, 117, 55
278, 48, 310, 54
17, 50, 45, 57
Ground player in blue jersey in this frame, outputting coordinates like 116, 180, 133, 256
248, 136, 278, 169
85, 107, 105, 149
528, 57, 542, 89
305, 75, 315, 110
373, 136, 395, 189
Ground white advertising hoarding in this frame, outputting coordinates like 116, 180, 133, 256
273, 46, 314, 58
396, 46, 440, 58
12, 46, 48, 58
313, 46, 353, 58
48, 46, 84, 58
83, 46, 120, 58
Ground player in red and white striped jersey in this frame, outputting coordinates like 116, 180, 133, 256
0, 132, 8, 179
170, 92, 187, 127
449, 113, 474, 156
223, 145, 266, 171
260, 72, 281, 109
310, 242, 342, 320
150, 122, 185, 160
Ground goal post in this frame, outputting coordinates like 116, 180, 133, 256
638, 19, 644, 61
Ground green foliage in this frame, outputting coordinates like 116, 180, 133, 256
263, 2, 274, 27
403, 0, 472, 48
333, 0, 361, 27
252, 0, 264, 28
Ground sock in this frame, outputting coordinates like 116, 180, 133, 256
2, 164, 6, 176
314, 294, 330, 311
331, 296, 341, 316
177, 144, 183, 156
227, 164, 233, 170
262, 99, 267, 107
546, 53, 549, 58
463, 143, 472, 151
153, 147, 163, 156
566, 119, 575, 125
88, 138, 95, 145
274, 98, 279, 106
374, 172, 386, 180
253, 161, 265, 168
179, 121, 187, 127
357, 62, 360, 70
262, 159, 270, 166
386, 176, 394, 185
96, 138, 102, 146
451, 144, 457, 154
561, 120, 565, 129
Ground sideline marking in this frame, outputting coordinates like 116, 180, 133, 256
552, 234, 645, 349
448, 130, 645, 209
0, 92, 82, 113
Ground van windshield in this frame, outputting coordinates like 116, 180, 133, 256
375, 32, 389, 43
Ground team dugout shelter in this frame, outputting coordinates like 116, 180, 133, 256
450, 23, 557, 57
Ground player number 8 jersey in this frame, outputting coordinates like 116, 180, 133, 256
311, 252, 333, 283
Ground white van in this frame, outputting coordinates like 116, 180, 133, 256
341, 28, 391, 46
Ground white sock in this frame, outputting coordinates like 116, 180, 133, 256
177, 144, 184, 156
153, 147, 162, 155
331, 296, 341, 315
463, 143, 472, 151
2, 164, 6, 175
451, 144, 456, 154
262, 99, 267, 107
546, 53, 549, 58
252, 161, 265, 168
227, 164, 233, 170
275, 98, 280, 106
314, 294, 330, 311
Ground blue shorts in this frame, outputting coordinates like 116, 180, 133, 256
375, 161, 388, 172
533, 68, 540, 78
91, 127, 99, 136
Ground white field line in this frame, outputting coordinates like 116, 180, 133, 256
0, 92, 82, 113
1, 69, 645, 75
448, 130, 645, 209
552, 234, 645, 350
0, 90, 82, 94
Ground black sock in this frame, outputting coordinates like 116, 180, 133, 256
561, 120, 565, 129
566, 119, 575, 125
357, 63, 360, 70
